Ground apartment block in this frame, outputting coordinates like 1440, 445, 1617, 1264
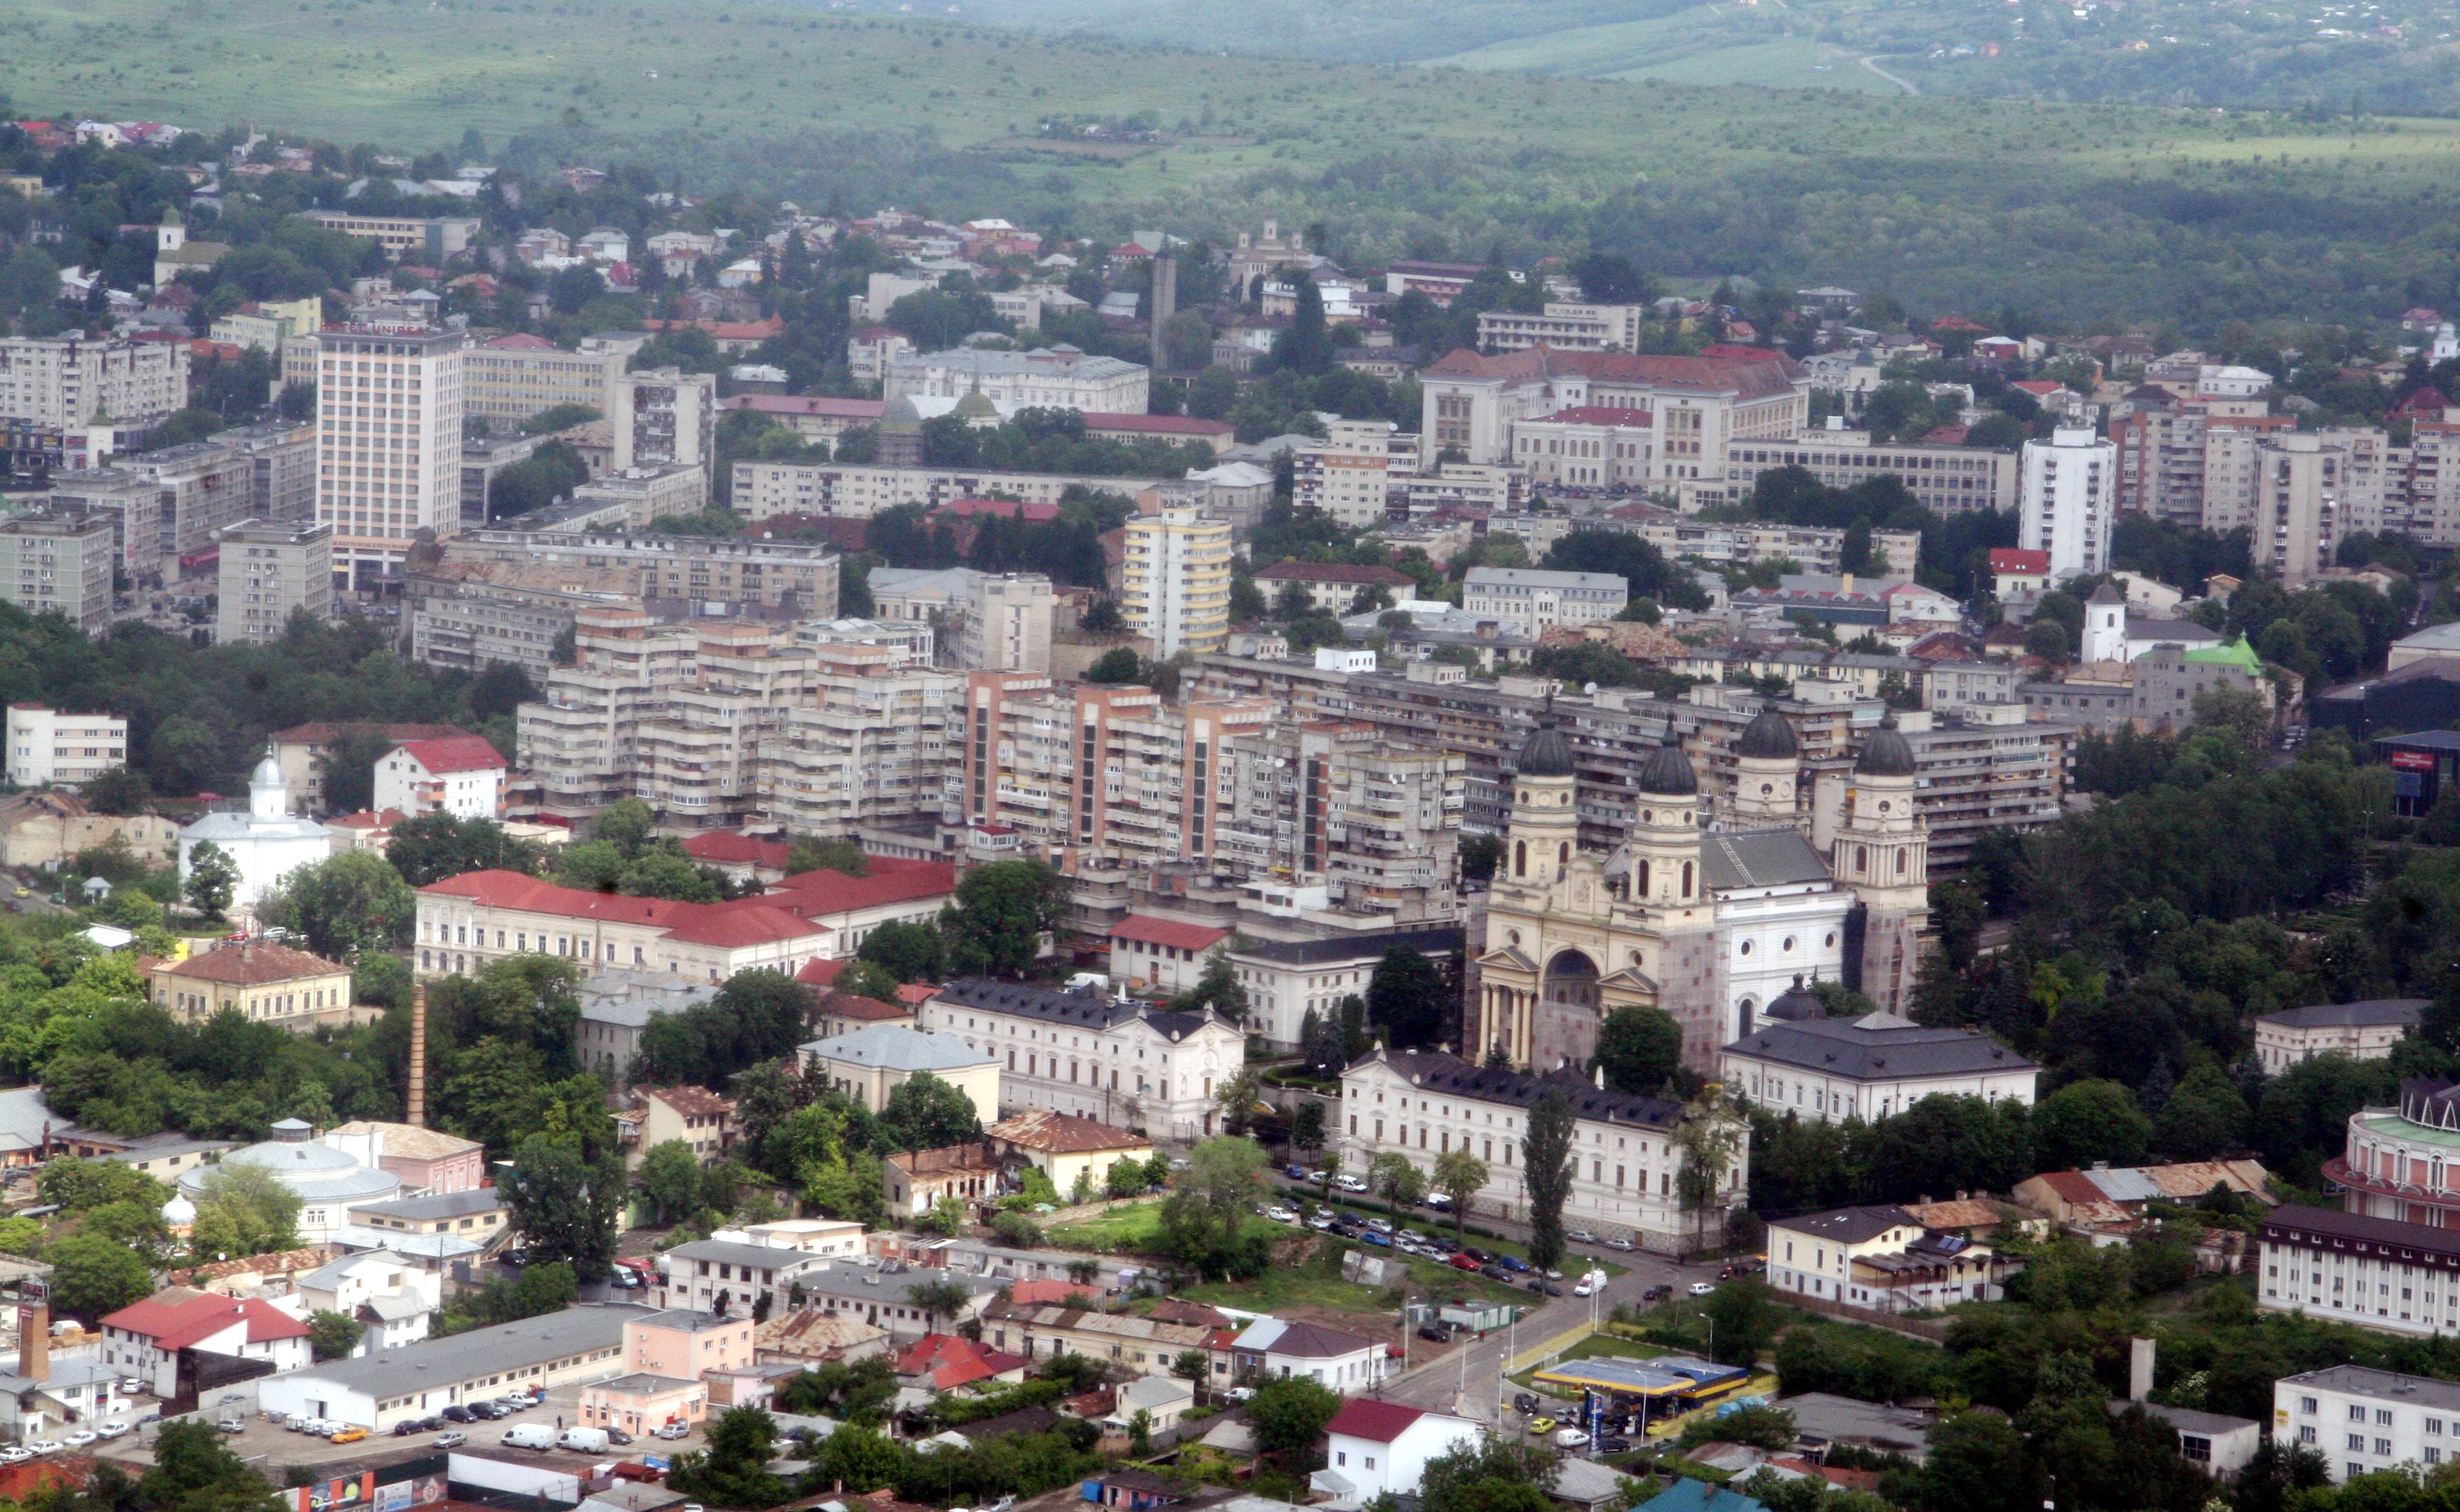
441, 531, 838, 614
732, 460, 1172, 522
1724, 430, 2019, 517
765, 642, 963, 836
519, 608, 702, 818
2019, 427, 2116, 581
1575, 509, 1919, 578
42, 468, 165, 579
1474, 302, 1646, 354
954, 671, 1078, 854
1120, 508, 1230, 658
962, 573, 1055, 674
555, 464, 707, 532
125, 440, 254, 573
2275, 1363, 2460, 1483
0, 514, 117, 631
315, 326, 467, 590
218, 420, 321, 524
404, 559, 626, 679
0, 337, 188, 432
209, 297, 322, 355
297, 212, 480, 258
1294, 420, 1402, 528
464, 335, 626, 428
5, 705, 128, 788
216, 519, 334, 645
1215, 720, 1463, 922
614, 369, 718, 475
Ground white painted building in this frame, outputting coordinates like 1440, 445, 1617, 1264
1229, 1317, 1389, 1390
2276, 1365, 2460, 1483
255, 1304, 639, 1431
884, 345, 1149, 415
293, 1250, 442, 1355
1718, 1009, 2039, 1124
314, 324, 466, 592
1335, 1048, 1748, 1252
2018, 427, 2117, 581
2253, 1000, 2426, 1075
4, 705, 127, 788
177, 749, 333, 912
919, 979, 1248, 1141
100, 1292, 312, 1399
373, 734, 508, 820
1314, 1400, 1483, 1511
1765, 1204, 2018, 1313
1225, 927, 1464, 1052
1462, 566, 1627, 637
2257, 1204, 2460, 1340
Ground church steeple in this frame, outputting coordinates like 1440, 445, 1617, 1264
1625, 738, 1702, 913
1833, 717, 1929, 1012
1730, 703, 1800, 830
1503, 698, 1578, 888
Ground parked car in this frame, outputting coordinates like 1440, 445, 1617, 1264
1366, 1217, 1393, 1233
64, 1431, 96, 1447
1599, 1438, 1632, 1455
1481, 1264, 1509, 1282
94, 1424, 128, 1441
441, 1406, 475, 1423
1573, 1280, 1596, 1297
393, 1421, 426, 1437
26, 1440, 65, 1455
1417, 1326, 1450, 1343
1604, 1236, 1636, 1252
1423, 1193, 1452, 1210
1363, 1231, 1391, 1247
1497, 1255, 1531, 1273
1265, 1207, 1297, 1224
469, 1402, 508, 1421
0, 1448, 29, 1465
1462, 1247, 1493, 1264
1553, 1428, 1590, 1450
1285, 1165, 1309, 1181
652, 1423, 692, 1440
1528, 1280, 1564, 1297
1448, 1254, 1481, 1272
1641, 1283, 1673, 1302
1309, 1212, 1337, 1231
1688, 1281, 1718, 1297
331, 1428, 368, 1445
1566, 1228, 1598, 1244
1514, 1393, 1541, 1416
1224, 1387, 1255, 1404
1336, 1174, 1368, 1193
1526, 1418, 1557, 1436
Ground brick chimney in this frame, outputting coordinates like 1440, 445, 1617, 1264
18, 1303, 48, 1383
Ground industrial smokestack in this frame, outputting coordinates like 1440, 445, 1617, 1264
1150, 251, 1178, 370
18, 1303, 47, 1383
407, 981, 428, 1129
2129, 1337, 2155, 1402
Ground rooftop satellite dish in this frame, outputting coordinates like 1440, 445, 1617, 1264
1585, 682, 1599, 695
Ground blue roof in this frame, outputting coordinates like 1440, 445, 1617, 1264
1641, 1480, 1769, 1512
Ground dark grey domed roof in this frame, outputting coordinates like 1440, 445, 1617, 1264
1636, 739, 1697, 796
1737, 707, 1799, 760
1765, 975, 1825, 1021
1857, 722, 1916, 777
1518, 721, 1575, 778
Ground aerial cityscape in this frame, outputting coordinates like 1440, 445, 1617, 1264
8, 3, 2460, 1510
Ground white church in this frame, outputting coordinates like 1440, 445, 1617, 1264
178, 747, 332, 913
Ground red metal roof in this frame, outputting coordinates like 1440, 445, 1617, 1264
768, 858, 955, 918
682, 833, 795, 870
1109, 915, 1229, 951
1325, 1398, 1429, 1443
393, 735, 506, 775
896, 1334, 1029, 1391
103, 1294, 310, 1349
418, 871, 825, 948
1988, 548, 2051, 573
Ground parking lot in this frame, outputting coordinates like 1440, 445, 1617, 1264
94, 1382, 710, 1474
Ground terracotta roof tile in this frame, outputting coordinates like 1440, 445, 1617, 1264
162, 941, 346, 986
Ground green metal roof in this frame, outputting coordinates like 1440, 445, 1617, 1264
2184, 637, 2263, 673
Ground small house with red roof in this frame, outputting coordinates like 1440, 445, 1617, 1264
100, 1289, 312, 1398
1988, 547, 2051, 600
1107, 915, 1230, 993
1314, 1399, 1483, 1508
809, 990, 915, 1042
374, 734, 507, 821
895, 1334, 1029, 1392
680, 830, 795, 885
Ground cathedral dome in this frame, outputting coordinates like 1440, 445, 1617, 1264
1736, 707, 1799, 760
1856, 722, 1916, 777
1765, 975, 1826, 1021
1636, 739, 1697, 796
1517, 721, 1575, 778
249, 749, 285, 790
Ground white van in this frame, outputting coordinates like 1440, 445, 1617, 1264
557, 1428, 611, 1454
502, 1424, 557, 1451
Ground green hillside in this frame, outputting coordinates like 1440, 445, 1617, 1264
11, 0, 2460, 329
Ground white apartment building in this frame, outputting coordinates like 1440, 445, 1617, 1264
1725, 430, 2019, 517
315, 326, 466, 592
215, 518, 333, 644
2230, 431, 2370, 587
732, 461, 1172, 522
0, 336, 189, 430
43, 469, 166, 579
1215, 720, 1464, 923
296, 212, 480, 258
375, 734, 508, 821
1475, 302, 1646, 354
125, 441, 256, 572
765, 642, 961, 835
964, 572, 1055, 673
5, 705, 128, 788
1295, 420, 1402, 528
463, 334, 625, 427
884, 346, 1149, 415
2018, 427, 2115, 581
0, 514, 117, 631
2276, 1364, 2460, 1483
919, 979, 1248, 1141
614, 368, 717, 474
1335, 1047, 1748, 1252
1461, 566, 1627, 637
220, 420, 322, 524
2258, 1205, 2460, 1342
1121, 507, 1231, 657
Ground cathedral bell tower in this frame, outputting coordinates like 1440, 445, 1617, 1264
1625, 739, 1706, 921
1729, 705, 1801, 831
1501, 712, 1579, 894
1832, 719, 1930, 1012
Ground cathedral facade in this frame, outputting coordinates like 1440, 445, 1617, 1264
1470, 707, 1930, 1075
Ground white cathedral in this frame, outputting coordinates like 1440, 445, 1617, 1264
1470, 706, 1930, 1075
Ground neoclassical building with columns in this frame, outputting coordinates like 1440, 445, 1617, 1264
1469, 706, 1930, 1075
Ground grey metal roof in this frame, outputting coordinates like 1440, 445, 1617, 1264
300, 1250, 423, 1291
663, 1240, 831, 1273
1723, 1014, 2035, 1080
1771, 1205, 1915, 1246
932, 979, 1142, 1030
348, 1188, 506, 1221
791, 1265, 1002, 1304
596, 1372, 696, 1394
2278, 1365, 2460, 1414
96, 1134, 234, 1164
632, 1309, 741, 1334
1227, 928, 1464, 968
1373, 1049, 1686, 1129
272, 1304, 645, 1396
2110, 1400, 2259, 1436
2259, 999, 2427, 1030
1702, 830, 1832, 891
0, 1087, 75, 1154
363, 1291, 431, 1323
800, 1023, 995, 1073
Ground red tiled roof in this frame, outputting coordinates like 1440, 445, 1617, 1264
816, 990, 910, 1022
682, 833, 795, 870
1252, 562, 1413, 586
104, 1294, 310, 1349
767, 858, 955, 918
931, 498, 1058, 522
418, 871, 826, 949
393, 735, 505, 775
798, 958, 847, 986
896, 1334, 1028, 1391
896, 983, 935, 1006
1080, 413, 1234, 438
1989, 548, 2050, 572
1007, 1279, 1102, 1306
1109, 915, 1229, 951
163, 941, 345, 986
1326, 1398, 1428, 1443
643, 1085, 735, 1118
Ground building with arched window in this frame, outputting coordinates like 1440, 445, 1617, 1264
1469, 704, 1927, 1075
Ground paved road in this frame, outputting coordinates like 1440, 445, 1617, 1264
1858, 54, 1920, 93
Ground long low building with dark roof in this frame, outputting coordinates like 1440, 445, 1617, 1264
1224, 926, 1465, 1052
918, 978, 1245, 1141
1716, 1009, 2037, 1124
1334, 1045, 1747, 1252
